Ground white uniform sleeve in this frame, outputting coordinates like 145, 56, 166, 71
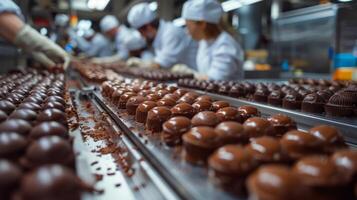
0, 0, 23, 19
154, 27, 188, 68
207, 43, 243, 80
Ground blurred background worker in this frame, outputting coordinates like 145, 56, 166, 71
182, 0, 244, 80
91, 15, 131, 63
0, 0, 69, 69
72, 28, 112, 58
124, 31, 154, 61
127, 2, 198, 70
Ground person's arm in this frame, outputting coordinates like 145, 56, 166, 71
0, 12, 24, 42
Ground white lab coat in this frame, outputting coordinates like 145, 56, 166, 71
75, 33, 113, 57
152, 20, 198, 69
0, 0, 22, 18
197, 31, 244, 80
114, 25, 131, 60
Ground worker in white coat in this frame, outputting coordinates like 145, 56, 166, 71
92, 15, 131, 63
0, 0, 69, 69
73, 28, 112, 57
127, 2, 198, 70
124, 31, 154, 61
182, 0, 244, 80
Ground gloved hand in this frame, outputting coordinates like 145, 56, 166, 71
31, 52, 55, 67
14, 25, 69, 67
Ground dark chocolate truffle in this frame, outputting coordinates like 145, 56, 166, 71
191, 111, 220, 127
208, 145, 256, 193
135, 101, 157, 123
211, 101, 230, 112
44, 95, 66, 105
253, 87, 270, 103
229, 84, 246, 98
0, 119, 32, 135
9, 109, 37, 123
161, 116, 191, 146
195, 95, 213, 102
0, 110, 7, 123
267, 114, 297, 137
173, 89, 189, 97
331, 149, 357, 180
182, 126, 221, 165
325, 92, 355, 117
146, 106, 172, 132
126, 96, 147, 115
37, 108, 67, 126
0, 159, 22, 198
170, 102, 195, 118
282, 91, 303, 110
308, 125, 346, 153
192, 100, 212, 112
246, 136, 284, 164
0, 132, 27, 159
156, 98, 177, 108
18, 102, 42, 112
268, 90, 285, 106
247, 164, 308, 200
177, 95, 196, 104
118, 92, 136, 109
0, 100, 16, 115
216, 107, 242, 122
42, 101, 66, 112
29, 122, 68, 140
215, 121, 247, 145
243, 117, 274, 138
20, 165, 84, 200
301, 93, 326, 114
146, 93, 161, 102
237, 105, 261, 122
22, 136, 74, 168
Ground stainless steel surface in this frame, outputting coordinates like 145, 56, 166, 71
271, 3, 357, 73
92, 91, 242, 200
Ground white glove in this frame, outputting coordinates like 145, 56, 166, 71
31, 52, 55, 67
14, 25, 69, 65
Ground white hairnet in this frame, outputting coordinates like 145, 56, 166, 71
127, 2, 156, 29
100, 15, 119, 32
182, 0, 223, 24
123, 31, 147, 51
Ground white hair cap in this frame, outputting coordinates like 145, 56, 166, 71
124, 31, 147, 51
100, 15, 119, 32
182, 0, 223, 24
127, 2, 156, 29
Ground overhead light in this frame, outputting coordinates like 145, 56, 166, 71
149, 2, 158, 11
87, 0, 110, 10
337, 0, 353, 2
40, 28, 48, 35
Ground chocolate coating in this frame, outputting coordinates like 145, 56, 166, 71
22, 136, 74, 168
195, 95, 213, 102
237, 105, 261, 122
20, 165, 83, 200
331, 149, 357, 180
211, 101, 230, 112
216, 107, 242, 122
0, 100, 16, 115
267, 114, 297, 137
0, 119, 32, 135
135, 101, 157, 123
170, 102, 195, 118
0, 159, 22, 197
192, 100, 212, 112
0, 132, 27, 159
37, 108, 67, 126
308, 125, 346, 153
246, 136, 284, 163
42, 101, 66, 112
156, 98, 176, 108
44, 95, 66, 105
126, 96, 147, 115
10, 109, 37, 123
146, 106, 172, 132
18, 102, 42, 112
0, 110, 7, 123
243, 117, 274, 138
191, 111, 220, 127
162, 116, 191, 146
215, 121, 247, 145
29, 122, 68, 140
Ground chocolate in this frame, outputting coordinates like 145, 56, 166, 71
29, 122, 68, 140
173, 89, 189, 97
308, 125, 346, 153
211, 101, 230, 112
325, 92, 355, 117
146, 93, 161, 102
155, 89, 170, 98
237, 105, 261, 122
216, 107, 242, 122
301, 93, 326, 114
245, 136, 284, 164
0, 132, 27, 160
192, 100, 212, 112
267, 114, 297, 137
191, 111, 220, 127
229, 84, 246, 98
156, 98, 177, 108
135, 101, 157, 123
44, 95, 65, 105
161, 116, 191, 146
215, 121, 247, 145
170, 102, 195, 118
146, 106, 171, 132
206, 83, 219, 93
111, 89, 126, 103
182, 126, 220, 165
118, 92, 136, 109
208, 145, 256, 193
9, 109, 37, 123
0, 159, 22, 198
195, 95, 213, 102
37, 108, 67, 126
42, 101, 66, 112
0, 100, 16, 115
18, 102, 41, 112
0, 119, 32, 135
331, 149, 357, 180
243, 117, 274, 138
126, 96, 147, 115
20, 165, 84, 200
282, 91, 303, 110
247, 164, 308, 200
0, 110, 7, 123
162, 93, 180, 101
268, 90, 285, 106
177, 95, 196, 105
253, 87, 270, 103
22, 136, 74, 168
280, 130, 323, 160
218, 85, 231, 95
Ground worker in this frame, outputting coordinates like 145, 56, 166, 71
72, 28, 112, 57
91, 15, 130, 63
127, 2, 198, 70
0, 0, 69, 69
124, 31, 154, 61
182, 0, 244, 80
